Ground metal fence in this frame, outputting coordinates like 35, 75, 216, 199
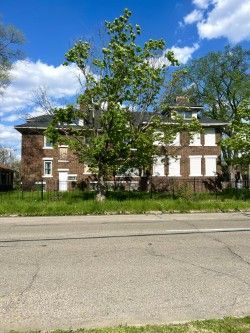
0, 177, 249, 201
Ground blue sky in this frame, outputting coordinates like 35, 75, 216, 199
0, 0, 250, 152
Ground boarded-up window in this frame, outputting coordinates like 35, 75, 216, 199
205, 156, 217, 176
204, 128, 216, 146
170, 132, 180, 146
168, 156, 181, 176
190, 132, 201, 146
59, 147, 68, 160
153, 156, 165, 176
189, 156, 202, 176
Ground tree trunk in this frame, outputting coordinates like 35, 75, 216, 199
96, 171, 106, 201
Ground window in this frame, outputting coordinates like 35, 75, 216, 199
170, 132, 180, 146
84, 164, 92, 174
183, 111, 192, 119
189, 132, 201, 146
205, 156, 217, 176
189, 156, 202, 176
204, 128, 216, 146
59, 147, 68, 161
44, 136, 53, 148
168, 156, 181, 176
68, 174, 77, 181
153, 131, 164, 146
153, 156, 165, 176
44, 161, 52, 176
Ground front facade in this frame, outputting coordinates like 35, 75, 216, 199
15, 102, 227, 192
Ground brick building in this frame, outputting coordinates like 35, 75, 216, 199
15, 100, 228, 191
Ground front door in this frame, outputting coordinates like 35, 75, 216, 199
59, 172, 68, 192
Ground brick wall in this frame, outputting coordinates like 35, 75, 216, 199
21, 132, 86, 190
21, 128, 222, 191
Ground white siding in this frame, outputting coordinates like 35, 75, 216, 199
205, 155, 217, 176
168, 156, 181, 177
204, 128, 216, 146
153, 156, 165, 176
189, 132, 201, 146
189, 155, 202, 177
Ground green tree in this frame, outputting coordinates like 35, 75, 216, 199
0, 17, 25, 93
0, 146, 21, 188
222, 100, 250, 167
162, 46, 250, 173
47, 9, 199, 199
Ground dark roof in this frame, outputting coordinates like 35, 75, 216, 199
15, 115, 53, 129
15, 112, 228, 133
199, 117, 229, 126
0, 164, 14, 172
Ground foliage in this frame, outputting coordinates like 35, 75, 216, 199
0, 17, 25, 93
162, 45, 250, 167
47, 9, 200, 198
0, 146, 21, 188
222, 100, 250, 166
6, 317, 250, 332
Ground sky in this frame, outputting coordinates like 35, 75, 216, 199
0, 0, 250, 154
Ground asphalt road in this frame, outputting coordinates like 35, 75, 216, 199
0, 212, 249, 332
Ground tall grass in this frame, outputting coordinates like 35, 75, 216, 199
0, 189, 249, 216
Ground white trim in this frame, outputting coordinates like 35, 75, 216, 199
58, 160, 69, 163
43, 160, 53, 177
35, 181, 46, 184
58, 145, 69, 148
205, 155, 218, 158
189, 155, 202, 158
42, 175, 53, 178
58, 168, 69, 171
42, 157, 53, 160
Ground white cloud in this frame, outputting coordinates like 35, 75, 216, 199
150, 43, 199, 69
183, 0, 250, 43
192, 0, 213, 9
197, 0, 250, 43
0, 124, 21, 147
0, 59, 83, 149
184, 9, 203, 25
169, 43, 200, 64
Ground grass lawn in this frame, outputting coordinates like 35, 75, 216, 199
9, 317, 250, 333
0, 189, 249, 216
